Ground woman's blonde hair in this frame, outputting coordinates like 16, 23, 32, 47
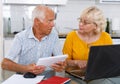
80, 6, 106, 33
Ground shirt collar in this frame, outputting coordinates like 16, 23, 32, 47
28, 27, 48, 41
28, 27, 35, 39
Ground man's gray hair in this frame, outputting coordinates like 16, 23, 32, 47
32, 5, 53, 22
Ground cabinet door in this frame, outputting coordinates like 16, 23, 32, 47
98, 0, 120, 4
59, 38, 65, 49
43, 0, 68, 5
3, 39, 19, 62
3, 39, 15, 81
4, 0, 68, 5
4, 0, 42, 4
4, 39, 13, 56
112, 39, 120, 44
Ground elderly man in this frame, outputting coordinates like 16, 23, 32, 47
1, 5, 65, 77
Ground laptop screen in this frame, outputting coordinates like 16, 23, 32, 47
85, 44, 120, 81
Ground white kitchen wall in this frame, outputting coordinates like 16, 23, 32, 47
56, 0, 120, 34
3, 0, 120, 35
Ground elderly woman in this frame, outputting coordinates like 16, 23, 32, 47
63, 6, 113, 84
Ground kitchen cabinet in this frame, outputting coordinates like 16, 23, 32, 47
59, 38, 65, 49
3, 0, 42, 5
96, 0, 120, 4
3, 0, 68, 5
3, 38, 18, 62
3, 38, 13, 56
42, 0, 68, 5
112, 38, 120, 44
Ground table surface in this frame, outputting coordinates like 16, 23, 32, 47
2, 73, 87, 84
65, 73, 86, 84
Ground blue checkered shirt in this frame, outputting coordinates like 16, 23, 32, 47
5, 27, 62, 65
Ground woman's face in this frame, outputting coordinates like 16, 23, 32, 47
78, 18, 97, 34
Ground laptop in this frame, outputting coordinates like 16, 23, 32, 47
66, 44, 120, 81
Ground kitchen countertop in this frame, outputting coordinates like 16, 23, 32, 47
4, 34, 67, 39
4, 33, 120, 39
59, 34, 67, 38
111, 33, 120, 38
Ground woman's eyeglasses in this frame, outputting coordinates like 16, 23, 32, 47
77, 18, 97, 26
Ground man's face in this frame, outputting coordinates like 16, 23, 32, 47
37, 11, 55, 35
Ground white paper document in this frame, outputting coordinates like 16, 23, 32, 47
36, 54, 68, 67
2, 74, 44, 84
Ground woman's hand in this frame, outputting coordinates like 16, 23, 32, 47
74, 60, 87, 69
51, 61, 66, 72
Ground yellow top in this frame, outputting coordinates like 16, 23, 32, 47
63, 31, 113, 60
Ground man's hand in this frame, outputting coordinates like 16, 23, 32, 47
27, 64, 46, 75
51, 61, 66, 72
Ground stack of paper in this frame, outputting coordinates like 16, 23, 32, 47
2, 74, 44, 84
36, 55, 68, 67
